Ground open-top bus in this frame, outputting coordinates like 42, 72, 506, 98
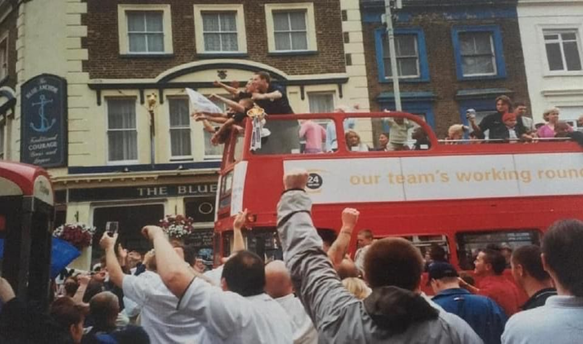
213, 112, 583, 282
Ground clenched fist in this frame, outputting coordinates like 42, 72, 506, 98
284, 169, 308, 191
341, 208, 360, 229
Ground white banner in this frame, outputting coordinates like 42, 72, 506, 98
283, 153, 583, 204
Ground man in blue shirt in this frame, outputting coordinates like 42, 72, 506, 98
430, 262, 507, 344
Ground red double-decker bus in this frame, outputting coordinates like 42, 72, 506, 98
213, 112, 583, 277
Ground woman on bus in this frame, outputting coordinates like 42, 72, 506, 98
345, 130, 369, 152
374, 132, 390, 151
537, 107, 572, 138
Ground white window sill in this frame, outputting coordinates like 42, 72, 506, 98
543, 71, 583, 77
106, 160, 139, 166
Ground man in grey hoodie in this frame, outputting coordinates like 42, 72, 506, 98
277, 169, 483, 344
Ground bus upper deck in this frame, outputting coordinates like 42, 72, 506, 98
213, 112, 583, 269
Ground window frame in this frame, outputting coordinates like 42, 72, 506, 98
0, 118, 5, 160
193, 4, 247, 55
167, 98, 193, 161
0, 31, 8, 82
265, 2, 318, 54
117, 4, 173, 56
540, 27, 583, 75
105, 97, 139, 165
452, 25, 507, 80
375, 28, 429, 83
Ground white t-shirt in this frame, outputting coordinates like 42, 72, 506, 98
122, 271, 214, 344
276, 294, 318, 344
178, 278, 293, 344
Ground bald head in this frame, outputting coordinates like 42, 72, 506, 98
337, 258, 360, 280
89, 291, 119, 329
264, 260, 293, 299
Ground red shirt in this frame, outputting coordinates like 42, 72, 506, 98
478, 275, 521, 316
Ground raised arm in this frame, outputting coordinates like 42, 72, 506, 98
252, 90, 282, 101
214, 80, 240, 96
142, 226, 195, 298
327, 208, 359, 268
278, 170, 358, 331
232, 209, 247, 253
210, 94, 245, 113
99, 232, 125, 288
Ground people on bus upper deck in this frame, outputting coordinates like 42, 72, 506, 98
213, 79, 255, 102
251, 71, 293, 115
250, 71, 299, 155
383, 113, 415, 150
345, 130, 369, 152
277, 171, 482, 343
325, 105, 357, 152
468, 96, 527, 140
502, 219, 583, 344
459, 248, 522, 317
374, 132, 390, 151
510, 245, 557, 311
299, 120, 326, 154
445, 124, 469, 144
412, 127, 431, 150
513, 101, 535, 133
554, 121, 583, 148
429, 262, 508, 344
140, 225, 293, 344
489, 113, 533, 143
537, 107, 571, 138
264, 261, 318, 344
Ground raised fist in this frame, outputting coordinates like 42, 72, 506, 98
284, 169, 308, 190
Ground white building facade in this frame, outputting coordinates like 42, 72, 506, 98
518, 0, 583, 127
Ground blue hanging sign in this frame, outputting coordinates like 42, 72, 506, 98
20, 74, 68, 167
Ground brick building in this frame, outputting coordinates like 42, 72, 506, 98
0, 0, 369, 269
360, 0, 531, 137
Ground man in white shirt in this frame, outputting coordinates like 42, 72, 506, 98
100, 234, 214, 344
502, 219, 583, 344
140, 225, 293, 344
265, 260, 318, 344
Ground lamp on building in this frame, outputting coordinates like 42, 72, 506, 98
147, 93, 157, 167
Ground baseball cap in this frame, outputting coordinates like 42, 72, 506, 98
428, 262, 459, 281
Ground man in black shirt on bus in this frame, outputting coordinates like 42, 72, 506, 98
468, 95, 527, 140
251, 71, 294, 115
250, 71, 299, 154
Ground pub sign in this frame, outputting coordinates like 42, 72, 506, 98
21, 74, 68, 167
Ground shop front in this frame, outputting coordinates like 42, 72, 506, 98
53, 173, 218, 270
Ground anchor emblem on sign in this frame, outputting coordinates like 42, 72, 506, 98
30, 94, 56, 133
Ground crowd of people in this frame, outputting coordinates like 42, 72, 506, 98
1, 169, 582, 343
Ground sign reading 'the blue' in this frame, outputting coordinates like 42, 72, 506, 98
21, 74, 68, 168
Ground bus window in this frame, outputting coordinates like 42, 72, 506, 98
399, 234, 450, 263
344, 115, 431, 152
253, 117, 335, 155
221, 228, 282, 262
456, 230, 541, 271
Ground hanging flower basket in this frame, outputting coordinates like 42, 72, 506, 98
53, 223, 96, 251
159, 215, 195, 240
